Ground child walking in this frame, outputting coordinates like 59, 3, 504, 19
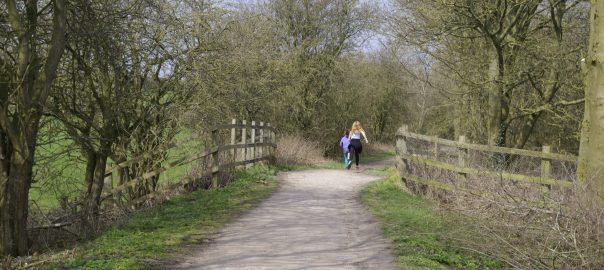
339, 129, 350, 168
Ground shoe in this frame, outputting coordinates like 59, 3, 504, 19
346, 160, 352, 169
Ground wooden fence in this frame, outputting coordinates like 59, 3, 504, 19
28, 119, 276, 232
100, 119, 276, 206
395, 125, 577, 193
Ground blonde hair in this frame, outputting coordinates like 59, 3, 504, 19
351, 121, 364, 133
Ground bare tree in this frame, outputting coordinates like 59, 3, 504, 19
0, 0, 67, 256
390, 0, 586, 150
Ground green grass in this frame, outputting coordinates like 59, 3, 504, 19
31, 133, 86, 211
361, 168, 502, 270
363, 149, 395, 162
316, 149, 396, 170
29, 128, 204, 212
157, 130, 205, 186
43, 165, 280, 270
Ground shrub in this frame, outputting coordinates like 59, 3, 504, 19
275, 135, 326, 166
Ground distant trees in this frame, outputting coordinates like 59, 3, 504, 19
390, 0, 587, 151
188, 0, 409, 151
269, 0, 372, 132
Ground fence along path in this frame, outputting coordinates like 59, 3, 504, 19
30, 120, 276, 231
395, 125, 577, 195
100, 119, 276, 206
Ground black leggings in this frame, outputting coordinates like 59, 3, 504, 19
348, 139, 362, 166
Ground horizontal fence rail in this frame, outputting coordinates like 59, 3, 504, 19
102, 119, 276, 200
28, 119, 276, 230
395, 125, 578, 195
398, 129, 577, 162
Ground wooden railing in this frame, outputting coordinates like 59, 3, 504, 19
101, 119, 276, 205
395, 125, 577, 193
28, 120, 276, 231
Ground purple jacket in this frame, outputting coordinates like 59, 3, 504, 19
339, 136, 350, 152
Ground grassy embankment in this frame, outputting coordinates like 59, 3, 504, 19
361, 167, 502, 270
39, 165, 279, 270
30, 129, 203, 212
31, 143, 500, 270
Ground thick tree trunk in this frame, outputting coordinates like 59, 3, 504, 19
0, 132, 11, 255
487, 47, 508, 147
578, 0, 604, 185
0, 131, 36, 256
9, 156, 34, 255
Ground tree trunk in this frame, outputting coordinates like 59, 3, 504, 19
0, 131, 11, 255
84, 151, 97, 197
0, 130, 36, 256
86, 152, 108, 227
577, 0, 604, 185
513, 112, 542, 149
487, 46, 507, 147
9, 155, 35, 255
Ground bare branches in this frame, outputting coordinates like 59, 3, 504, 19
509, 98, 585, 122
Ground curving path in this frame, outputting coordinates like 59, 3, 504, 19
172, 167, 396, 270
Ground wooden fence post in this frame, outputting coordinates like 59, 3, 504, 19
211, 129, 220, 188
396, 125, 411, 178
231, 119, 237, 163
271, 123, 276, 158
267, 123, 273, 160
259, 122, 264, 162
433, 142, 439, 160
458, 135, 468, 182
250, 121, 256, 167
541, 145, 552, 190
241, 120, 247, 168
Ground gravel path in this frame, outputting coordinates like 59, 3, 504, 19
172, 167, 396, 270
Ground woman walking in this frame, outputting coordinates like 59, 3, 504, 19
347, 121, 369, 170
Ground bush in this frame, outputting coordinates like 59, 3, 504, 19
364, 141, 394, 156
275, 135, 326, 166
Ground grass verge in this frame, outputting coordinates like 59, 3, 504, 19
361, 168, 502, 270
316, 150, 396, 170
42, 165, 280, 270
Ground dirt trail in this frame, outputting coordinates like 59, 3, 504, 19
172, 163, 396, 270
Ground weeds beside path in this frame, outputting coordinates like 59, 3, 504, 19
39, 166, 280, 270
361, 167, 502, 270
33, 149, 500, 270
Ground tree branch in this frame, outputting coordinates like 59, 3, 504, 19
510, 98, 585, 121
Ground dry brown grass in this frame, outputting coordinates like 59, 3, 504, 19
400, 137, 604, 269
275, 135, 327, 166
364, 141, 394, 156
